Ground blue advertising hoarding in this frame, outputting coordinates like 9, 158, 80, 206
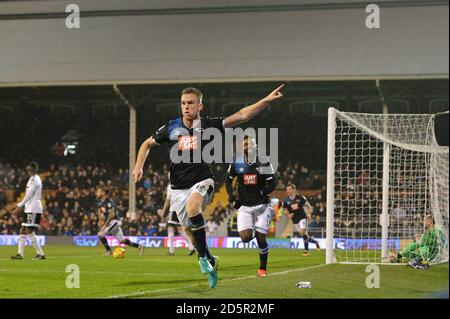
0, 235, 46, 246
0, 235, 401, 251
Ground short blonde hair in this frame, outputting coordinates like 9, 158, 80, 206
181, 87, 203, 103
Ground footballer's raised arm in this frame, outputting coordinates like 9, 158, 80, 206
133, 124, 168, 183
223, 84, 284, 128
132, 137, 157, 183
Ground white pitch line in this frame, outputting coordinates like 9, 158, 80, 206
0, 255, 98, 261
0, 269, 174, 277
106, 264, 327, 299
0, 268, 242, 278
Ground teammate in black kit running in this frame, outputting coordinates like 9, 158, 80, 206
96, 187, 144, 256
281, 184, 320, 256
226, 135, 276, 277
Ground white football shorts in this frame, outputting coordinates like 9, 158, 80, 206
170, 178, 215, 229
237, 204, 272, 235
99, 219, 124, 241
294, 218, 308, 232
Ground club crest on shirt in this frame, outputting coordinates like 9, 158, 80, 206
172, 129, 183, 136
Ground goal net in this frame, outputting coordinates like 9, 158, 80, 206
326, 108, 449, 264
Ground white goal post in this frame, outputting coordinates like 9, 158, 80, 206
326, 107, 449, 265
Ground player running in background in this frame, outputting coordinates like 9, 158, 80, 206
391, 214, 445, 268
162, 178, 196, 256
281, 184, 320, 256
226, 135, 276, 277
132, 85, 284, 288
11, 162, 46, 260
96, 187, 144, 256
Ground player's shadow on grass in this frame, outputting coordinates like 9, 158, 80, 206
221, 264, 255, 270
223, 259, 315, 271
114, 278, 201, 287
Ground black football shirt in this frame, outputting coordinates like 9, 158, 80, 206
226, 156, 276, 206
282, 195, 309, 224
97, 198, 120, 220
152, 116, 225, 189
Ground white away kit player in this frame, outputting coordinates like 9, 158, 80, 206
11, 162, 46, 260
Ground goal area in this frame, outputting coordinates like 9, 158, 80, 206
326, 107, 449, 265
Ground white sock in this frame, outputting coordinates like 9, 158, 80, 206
18, 234, 26, 256
168, 228, 175, 254
29, 232, 44, 256
181, 230, 194, 250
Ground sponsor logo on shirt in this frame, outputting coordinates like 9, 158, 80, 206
178, 136, 198, 151
243, 174, 257, 185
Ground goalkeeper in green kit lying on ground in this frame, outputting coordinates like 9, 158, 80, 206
391, 215, 445, 268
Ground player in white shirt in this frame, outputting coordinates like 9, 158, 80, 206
11, 162, 46, 260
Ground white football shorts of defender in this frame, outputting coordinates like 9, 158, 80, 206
237, 204, 272, 235
22, 212, 42, 228
98, 219, 125, 242
170, 178, 214, 229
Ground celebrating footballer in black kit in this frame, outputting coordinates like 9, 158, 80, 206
226, 136, 276, 277
132, 84, 284, 288
96, 187, 144, 256
282, 184, 320, 256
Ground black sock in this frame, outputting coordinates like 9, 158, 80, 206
122, 239, 140, 248
256, 234, 268, 271
309, 237, 318, 245
100, 237, 111, 251
205, 248, 215, 267
189, 214, 209, 260
303, 235, 309, 251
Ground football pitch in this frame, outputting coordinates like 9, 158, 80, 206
0, 245, 448, 298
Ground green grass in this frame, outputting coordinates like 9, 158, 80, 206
0, 245, 447, 298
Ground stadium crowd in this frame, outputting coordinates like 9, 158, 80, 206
1, 163, 425, 237
0, 161, 328, 236
0, 98, 332, 237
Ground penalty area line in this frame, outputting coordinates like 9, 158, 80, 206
106, 263, 327, 299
